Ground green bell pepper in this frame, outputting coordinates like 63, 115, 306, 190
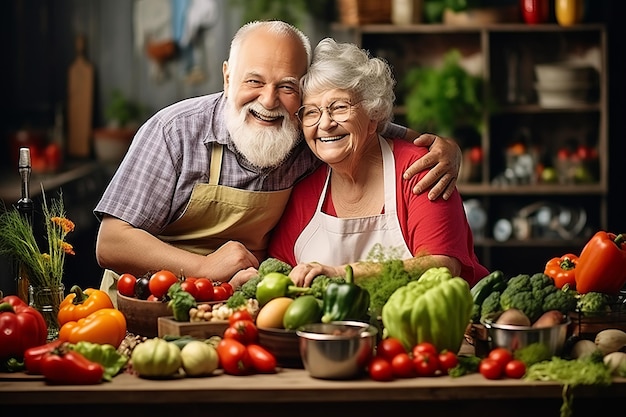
381, 266, 473, 353
321, 265, 370, 323
256, 272, 310, 306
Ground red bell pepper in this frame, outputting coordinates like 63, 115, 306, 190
544, 253, 578, 289
23, 339, 65, 375
575, 231, 626, 294
40, 348, 104, 385
0, 295, 48, 362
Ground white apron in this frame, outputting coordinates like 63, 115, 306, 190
294, 136, 412, 265
101, 144, 291, 304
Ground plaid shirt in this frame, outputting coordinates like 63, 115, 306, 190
94, 92, 407, 236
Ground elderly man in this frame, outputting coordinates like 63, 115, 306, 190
95, 21, 461, 295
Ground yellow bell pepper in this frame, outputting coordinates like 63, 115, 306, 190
58, 285, 114, 326
58, 308, 127, 348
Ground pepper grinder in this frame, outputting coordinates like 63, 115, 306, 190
16, 147, 34, 302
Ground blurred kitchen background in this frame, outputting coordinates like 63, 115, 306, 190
0, 0, 624, 295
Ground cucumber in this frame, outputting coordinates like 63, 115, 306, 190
470, 270, 506, 306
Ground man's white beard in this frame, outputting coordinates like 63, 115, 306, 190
225, 98, 300, 168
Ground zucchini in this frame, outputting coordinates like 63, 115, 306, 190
470, 270, 506, 306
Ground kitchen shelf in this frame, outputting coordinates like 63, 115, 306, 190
332, 23, 608, 276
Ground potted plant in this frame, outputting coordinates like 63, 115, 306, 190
401, 49, 492, 139
93, 90, 143, 164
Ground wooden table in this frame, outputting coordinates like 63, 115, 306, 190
2, 368, 625, 416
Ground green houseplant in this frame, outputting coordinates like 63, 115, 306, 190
401, 49, 492, 138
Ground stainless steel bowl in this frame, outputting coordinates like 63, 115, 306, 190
481, 315, 571, 357
296, 321, 377, 379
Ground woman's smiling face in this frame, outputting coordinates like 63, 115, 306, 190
301, 89, 377, 166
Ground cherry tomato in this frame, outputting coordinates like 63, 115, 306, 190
412, 342, 438, 357
224, 319, 259, 345
194, 278, 215, 302
213, 285, 229, 301
246, 344, 277, 373
479, 358, 503, 380
149, 270, 179, 299
368, 357, 394, 382
413, 351, 439, 377
180, 280, 198, 299
487, 347, 514, 369
118, 273, 137, 297
438, 350, 459, 374
229, 309, 253, 326
134, 275, 151, 300
391, 352, 416, 378
504, 359, 526, 379
216, 338, 253, 376
376, 337, 406, 362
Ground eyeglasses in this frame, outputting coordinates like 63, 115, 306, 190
295, 100, 360, 127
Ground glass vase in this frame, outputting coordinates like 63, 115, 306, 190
29, 284, 65, 341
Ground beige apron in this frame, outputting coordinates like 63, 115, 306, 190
101, 144, 292, 305
294, 136, 412, 265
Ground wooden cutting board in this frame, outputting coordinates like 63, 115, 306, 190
67, 34, 94, 158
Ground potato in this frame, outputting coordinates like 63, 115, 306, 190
532, 310, 564, 328
255, 297, 293, 328
496, 308, 531, 326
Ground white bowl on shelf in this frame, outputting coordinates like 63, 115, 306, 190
534, 63, 593, 89
534, 83, 590, 108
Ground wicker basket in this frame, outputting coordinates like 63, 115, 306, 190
337, 0, 391, 25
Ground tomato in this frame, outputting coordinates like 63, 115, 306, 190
468, 146, 483, 164
221, 282, 234, 297
229, 309, 253, 326
504, 359, 526, 379
376, 337, 406, 362
213, 285, 229, 301
479, 358, 503, 380
194, 278, 215, 302
413, 351, 439, 377
368, 357, 394, 382
391, 352, 416, 378
180, 280, 198, 299
134, 275, 151, 300
246, 344, 277, 373
487, 348, 513, 369
216, 338, 253, 376
412, 342, 438, 357
118, 273, 137, 297
437, 350, 459, 374
149, 270, 179, 299
224, 319, 259, 345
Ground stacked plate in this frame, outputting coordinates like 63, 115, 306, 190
534, 63, 593, 108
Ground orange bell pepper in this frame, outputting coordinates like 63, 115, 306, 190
58, 285, 114, 326
575, 231, 626, 294
58, 308, 127, 348
544, 253, 578, 289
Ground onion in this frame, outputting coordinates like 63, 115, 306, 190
603, 351, 626, 376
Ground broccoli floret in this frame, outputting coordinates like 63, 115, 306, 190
542, 286, 578, 314
530, 273, 555, 297
359, 259, 412, 316
239, 274, 263, 299
501, 291, 543, 322
258, 257, 293, 277
577, 292, 611, 316
226, 291, 248, 309
309, 275, 346, 299
499, 274, 531, 309
480, 290, 502, 321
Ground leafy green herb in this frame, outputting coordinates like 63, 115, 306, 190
524, 355, 612, 417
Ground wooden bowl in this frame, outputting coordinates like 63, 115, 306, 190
116, 292, 172, 337
257, 327, 302, 368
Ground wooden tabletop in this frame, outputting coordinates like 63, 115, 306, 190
2, 368, 625, 416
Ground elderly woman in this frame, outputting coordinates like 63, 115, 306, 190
268, 38, 488, 287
